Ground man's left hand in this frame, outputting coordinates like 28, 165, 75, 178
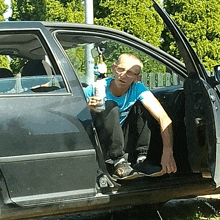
161, 151, 177, 174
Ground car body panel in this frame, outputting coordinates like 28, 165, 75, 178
0, 94, 97, 206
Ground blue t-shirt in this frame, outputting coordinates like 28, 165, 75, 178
84, 78, 150, 124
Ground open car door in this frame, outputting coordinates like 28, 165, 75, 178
152, 0, 220, 187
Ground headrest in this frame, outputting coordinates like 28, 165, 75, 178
21, 60, 52, 77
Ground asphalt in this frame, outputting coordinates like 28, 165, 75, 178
35, 195, 220, 220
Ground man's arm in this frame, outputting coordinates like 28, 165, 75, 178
142, 91, 177, 174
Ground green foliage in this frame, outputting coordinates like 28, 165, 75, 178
66, 47, 85, 78
64, 0, 84, 23
10, 58, 26, 75
44, 0, 84, 22
10, 0, 46, 21
0, 0, 9, 68
162, 0, 220, 71
0, 56, 10, 69
94, 0, 164, 48
44, 0, 67, 22
0, 0, 7, 21
10, 0, 84, 22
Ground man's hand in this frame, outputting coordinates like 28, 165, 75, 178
161, 150, 177, 174
88, 96, 102, 113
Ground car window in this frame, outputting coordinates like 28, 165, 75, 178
0, 32, 67, 95
55, 32, 184, 90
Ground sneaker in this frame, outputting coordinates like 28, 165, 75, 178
113, 160, 139, 180
133, 160, 165, 177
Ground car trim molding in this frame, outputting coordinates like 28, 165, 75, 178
0, 149, 96, 163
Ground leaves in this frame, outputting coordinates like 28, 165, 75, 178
0, 0, 7, 21
94, 0, 164, 47
0, 0, 9, 67
163, 0, 220, 71
10, 0, 84, 23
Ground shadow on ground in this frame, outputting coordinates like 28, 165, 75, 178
36, 197, 220, 220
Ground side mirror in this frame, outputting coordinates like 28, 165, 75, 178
214, 65, 220, 82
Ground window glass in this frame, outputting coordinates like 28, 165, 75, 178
0, 33, 67, 94
56, 32, 183, 89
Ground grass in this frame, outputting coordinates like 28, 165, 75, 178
187, 211, 220, 220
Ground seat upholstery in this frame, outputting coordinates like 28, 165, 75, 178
21, 60, 52, 77
0, 68, 13, 78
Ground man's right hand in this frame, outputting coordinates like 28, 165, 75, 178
88, 96, 102, 113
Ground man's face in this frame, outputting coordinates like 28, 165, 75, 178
113, 56, 141, 90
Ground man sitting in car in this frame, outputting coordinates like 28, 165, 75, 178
84, 53, 177, 179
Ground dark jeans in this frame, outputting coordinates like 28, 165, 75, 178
91, 100, 151, 165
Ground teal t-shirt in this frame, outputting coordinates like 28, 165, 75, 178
84, 78, 150, 124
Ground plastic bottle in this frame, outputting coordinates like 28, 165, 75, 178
95, 80, 106, 112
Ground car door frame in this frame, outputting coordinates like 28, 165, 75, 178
152, 0, 220, 187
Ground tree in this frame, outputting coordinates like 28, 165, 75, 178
0, 0, 9, 68
162, 0, 220, 72
94, 0, 164, 48
0, 0, 7, 21
10, 0, 84, 22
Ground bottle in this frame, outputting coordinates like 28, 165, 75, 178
94, 80, 106, 112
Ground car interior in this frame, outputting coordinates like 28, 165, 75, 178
0, 33, 66, 94
55, 32, 197, 186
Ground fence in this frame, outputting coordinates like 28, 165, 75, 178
80, 72, 183, 89
141, 72, 183, 89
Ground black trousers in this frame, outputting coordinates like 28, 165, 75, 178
92, 100, 151, 165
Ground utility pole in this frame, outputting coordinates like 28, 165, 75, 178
85, 0, 94, 85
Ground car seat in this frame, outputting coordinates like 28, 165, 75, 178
0, 68, 13, 78
21, 59, 52, 77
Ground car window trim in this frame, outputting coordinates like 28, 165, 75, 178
52, 29, 188, 79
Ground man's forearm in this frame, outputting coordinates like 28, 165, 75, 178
160, 123, 177, 173
161, 123, 173, 152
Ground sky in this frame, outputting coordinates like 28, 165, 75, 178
4, 0, 12, 20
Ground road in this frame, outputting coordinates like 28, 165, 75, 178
35, 195, 220, 220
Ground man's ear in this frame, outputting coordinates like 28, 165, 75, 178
134, 74, 142, 83
112, 63, 117, 74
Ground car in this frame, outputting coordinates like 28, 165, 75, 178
0, 0, 219, 219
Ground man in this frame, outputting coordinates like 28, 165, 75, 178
84, 53, 177, 179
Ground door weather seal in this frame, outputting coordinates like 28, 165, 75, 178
93, 127, 121, 189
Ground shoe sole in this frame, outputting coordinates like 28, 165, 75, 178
113, 170, 166, 181
112, 171, 146, 180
